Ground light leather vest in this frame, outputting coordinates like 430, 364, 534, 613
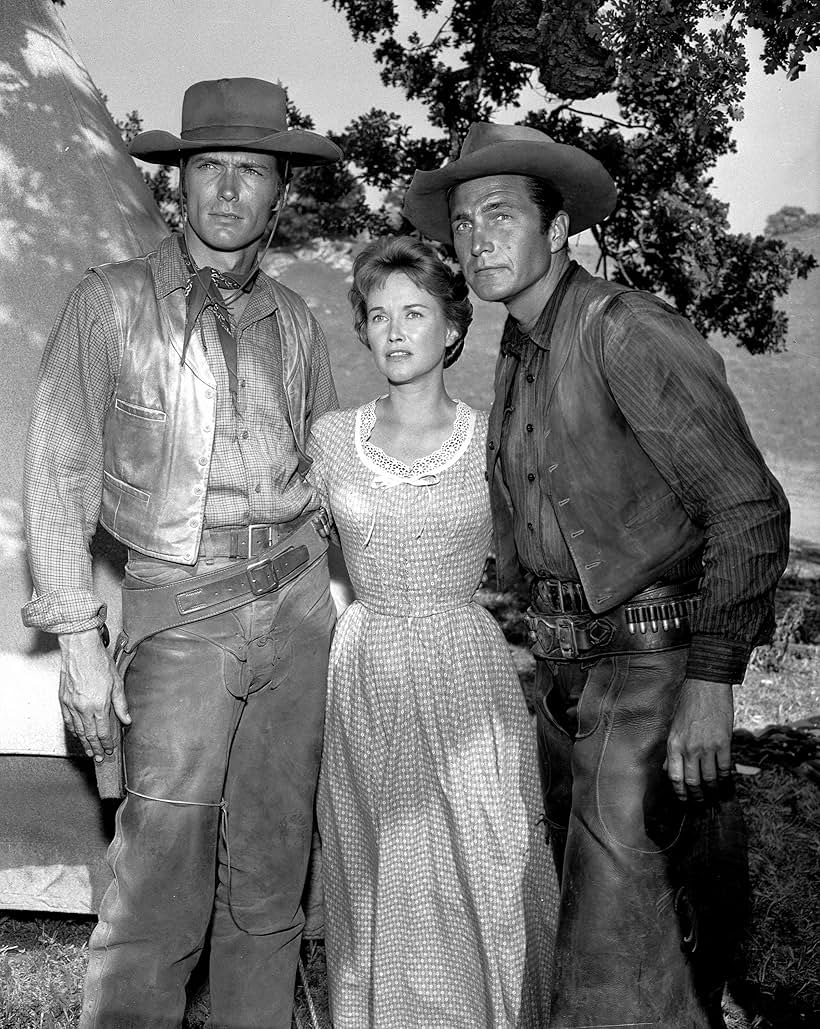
95, 244, 314, 564
488, 266, 707, 612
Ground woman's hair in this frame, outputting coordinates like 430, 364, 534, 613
349, 236, 473, 369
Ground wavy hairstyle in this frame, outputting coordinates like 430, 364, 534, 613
349, 236, 473, 369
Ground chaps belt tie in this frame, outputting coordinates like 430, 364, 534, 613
525, 578, 700, 661
113, 519, 327, 668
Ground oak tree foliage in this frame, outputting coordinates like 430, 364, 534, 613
325, 0, 818, 353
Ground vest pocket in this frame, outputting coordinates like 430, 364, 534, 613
114, 398, 167, 422
103, 469, 150, 505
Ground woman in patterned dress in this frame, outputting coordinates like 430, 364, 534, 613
307, 237, 557, 1028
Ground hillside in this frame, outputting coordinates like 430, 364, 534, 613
269, 233, 818, 544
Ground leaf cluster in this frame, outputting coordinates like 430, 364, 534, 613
325, 0, 817, 353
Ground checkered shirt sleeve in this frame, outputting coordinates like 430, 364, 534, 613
22, 274, 120, 634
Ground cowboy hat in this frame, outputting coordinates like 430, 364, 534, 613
129, 77, 342, 166
402, 122, 617, 241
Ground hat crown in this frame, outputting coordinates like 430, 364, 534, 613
180, 78, 288, 140
460, 122, 556, 158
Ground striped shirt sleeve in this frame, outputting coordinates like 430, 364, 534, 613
602, 293, 790, 683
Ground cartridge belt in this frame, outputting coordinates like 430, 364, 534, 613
526, 578, 700, 662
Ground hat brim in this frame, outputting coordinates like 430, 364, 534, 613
402, 139, 617, 241
129, 128, 342, 167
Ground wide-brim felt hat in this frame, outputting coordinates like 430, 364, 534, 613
402, 122, 617, 240
129, 77, 342, 167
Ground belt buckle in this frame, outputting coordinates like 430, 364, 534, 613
247, 523, 273, 557
247, 556, 278, 595
555, 616, 578, 659
526, 610, 579, 660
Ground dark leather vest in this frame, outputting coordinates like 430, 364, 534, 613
488, 267, 705, 612
95, 245, 314, 564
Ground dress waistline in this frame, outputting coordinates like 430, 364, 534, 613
355, 598, 475, 618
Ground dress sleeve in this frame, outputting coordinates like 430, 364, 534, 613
601, 293, 790, 684
22, 273, 120, 635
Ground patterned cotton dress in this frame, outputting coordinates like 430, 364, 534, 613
308, 400, 558, 1029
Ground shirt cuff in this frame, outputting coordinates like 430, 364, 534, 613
686, 633, 751, 684
21, 589, 107, 636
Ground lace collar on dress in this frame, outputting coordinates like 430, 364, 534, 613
355, 397, 476, 480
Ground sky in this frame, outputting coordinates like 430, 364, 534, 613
58, 0, 820, 236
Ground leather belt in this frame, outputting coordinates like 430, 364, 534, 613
201, 521, 299, 559
113, 520, 327, 667
526, 578, 700, 661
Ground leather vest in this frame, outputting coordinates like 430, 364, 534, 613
95, 245, 314, 564
488, 267, 705, 613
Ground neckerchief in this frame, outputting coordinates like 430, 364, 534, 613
179, 236, 256, 407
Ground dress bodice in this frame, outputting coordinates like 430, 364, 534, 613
308, 400, 492, 616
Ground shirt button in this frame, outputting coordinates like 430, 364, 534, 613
198, 457, 207, 466
193, 486, 202, 496
526, 423, 534, 432
526, 374, 535, 383
241, 430, 249, 440
488, 441, 496, 451
254, 484, 261, 494
527, 522, 534, 531
527, 473, 535, 482
240, 379, 246, 388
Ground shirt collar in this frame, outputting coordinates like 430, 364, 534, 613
501, 259, 579, 357
153, 234, 279, 320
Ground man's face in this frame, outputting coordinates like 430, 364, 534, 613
183, 150, 281, 256
449, 174, 553, 306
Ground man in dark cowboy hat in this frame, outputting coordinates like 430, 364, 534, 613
404, 123, 789, 1027
23, 78, 341, 1028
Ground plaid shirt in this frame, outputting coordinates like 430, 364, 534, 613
23, 234, 337, 634
496, 262, 790, 683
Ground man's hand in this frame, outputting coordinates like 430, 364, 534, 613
58, 628, 131, 762
665, 678, 735, 802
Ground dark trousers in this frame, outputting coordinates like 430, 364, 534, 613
536, 648, 745, 1029
80, 554, 335, 1029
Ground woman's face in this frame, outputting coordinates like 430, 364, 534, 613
365, 271, 458, 387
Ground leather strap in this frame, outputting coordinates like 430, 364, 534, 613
114, 520, 327, 666
526, 580, 700, 661
200, 521, 301, 559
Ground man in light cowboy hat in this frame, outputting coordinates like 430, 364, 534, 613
403, 123, 789, 1026
23, 77, 341, 1028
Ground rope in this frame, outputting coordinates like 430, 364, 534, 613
297, 953, 321, 1029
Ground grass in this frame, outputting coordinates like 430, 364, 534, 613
2, 558, 818, 1027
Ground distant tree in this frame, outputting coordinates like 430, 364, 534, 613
764, 206, 820, 237
275, 102, 393, 244
104, 100, 183, 231
327, 0, 818, 353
